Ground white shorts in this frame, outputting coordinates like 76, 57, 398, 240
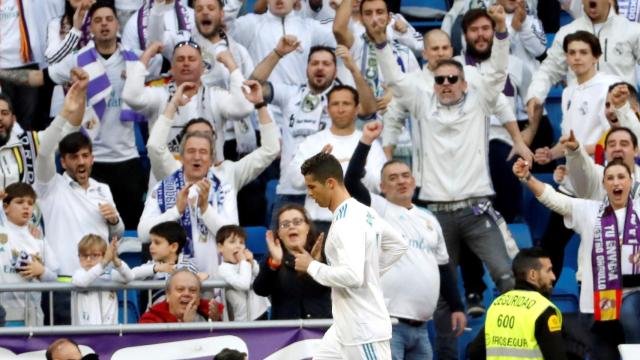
313, 325, 391, 360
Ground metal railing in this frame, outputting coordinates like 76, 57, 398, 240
0, 280, 228, 326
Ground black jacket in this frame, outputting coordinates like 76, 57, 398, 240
253, 251, 332, 319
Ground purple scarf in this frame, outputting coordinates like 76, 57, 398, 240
592, 198, 640, 321
137, 0, 190, 50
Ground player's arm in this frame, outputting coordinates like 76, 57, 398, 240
377, 217, 407, 275
534, 307, 567, 360
306, 221, 366, 288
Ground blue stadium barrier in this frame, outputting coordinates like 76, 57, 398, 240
508, 223, 533, 249
245, 226, 268, 260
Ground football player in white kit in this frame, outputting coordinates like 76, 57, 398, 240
293, 112, 407, 359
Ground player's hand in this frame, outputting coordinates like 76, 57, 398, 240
310, 232, 324, 262
265, 230, 283, 265
242, 80, 265, 104
362, 121, 383, 145
507, 140, 533, 165
110, 236, 122, 268
610, 83, 630, 109
513, 158, 531, 179
292, 246, 314, 272
451, 311, 467, 337
559, 129, 579, 152
533, 146, 552, 165
487, 4, 507, 32
275, 35, 301, 56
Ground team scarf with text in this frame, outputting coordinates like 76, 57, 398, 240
137, 0, 190, 50
592, 197, 640, 320
76, 43, 146, 123
156, 168, 221, 257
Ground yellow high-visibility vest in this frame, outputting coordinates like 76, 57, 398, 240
485, 289, 562, 359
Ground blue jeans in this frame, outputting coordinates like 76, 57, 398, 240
621, 290, 640, 343
391, 321, 433, 360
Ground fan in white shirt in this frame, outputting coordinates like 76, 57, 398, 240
293, 150, 406, 360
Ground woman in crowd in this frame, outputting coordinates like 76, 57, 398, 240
253, 204, 331, 320
514, 157, 640, 359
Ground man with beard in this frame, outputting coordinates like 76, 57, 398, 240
333, 0, 420, 109
370, 6, 517, 359
0, 1, 150, 230
35, 67, 124, 324
468, 247, 567, 360
250, 37, 376, 212
0, 94, 43, 188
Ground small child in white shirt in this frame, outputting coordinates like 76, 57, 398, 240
0, 183, 59, 326
71, 234, 134, 325
216, 225, 270, 321
132, 221, 205, 305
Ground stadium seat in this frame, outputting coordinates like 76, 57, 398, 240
546, 85, 564, 142
401, 0, 448, 19
522, 173, 556, 244
507, 223, 533, 249
245, 226, 268, 260
118, 294, 141, 324
552, 267, 580, 313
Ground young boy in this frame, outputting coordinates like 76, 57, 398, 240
71, 234, 134, 325
0, 183, 59, 326
216, 225, 270, 321
132, 221, 204, 304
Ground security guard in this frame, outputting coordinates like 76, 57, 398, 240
468, 247, 567, 360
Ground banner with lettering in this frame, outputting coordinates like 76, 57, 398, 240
0, 325, 327, 359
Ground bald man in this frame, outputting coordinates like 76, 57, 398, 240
46, 338, 82, 360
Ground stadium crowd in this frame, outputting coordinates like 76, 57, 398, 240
0, 0, 639, 359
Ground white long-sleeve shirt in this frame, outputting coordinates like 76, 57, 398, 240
288, 129, 387, 221
121, 61, 254, 164
0, 221, 59, 325
138, 115, 280, 279
526, 8, 640, 104
218, 260, 270, 321
536, 184, 640, 313
34, 115, 124, 276
71, 261, 134, 325
228, 11, 336, 86
377, 33, 509, 202
307, 198, 406, 345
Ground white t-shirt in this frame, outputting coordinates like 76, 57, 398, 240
218, 260, 270, 321
48, 46, 139, 163
373, 196, 449, 321
0, 220, 59, 325
288, 129, 387, 221
306, 198, 407, 345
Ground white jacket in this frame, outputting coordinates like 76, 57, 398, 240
526, 8, 640, 103
377, 33, 509, 202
